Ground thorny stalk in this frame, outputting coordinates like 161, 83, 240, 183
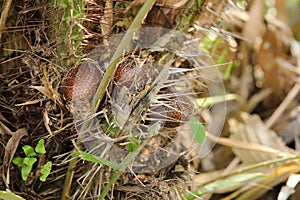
91, 0, 157, 112
61, 0, 157, 199
97, 1, 157, 198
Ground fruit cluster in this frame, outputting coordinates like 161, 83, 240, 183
61, 56, 193, 129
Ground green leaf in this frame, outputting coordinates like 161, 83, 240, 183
189, 117, 206, 144
21, 164, 33, 181
40, 161, 52, 182
13, 157, 36, 181
0, 190, 25, 200
22, 145, 36, 157
12, 157, 24, 166
23, 157, 37, 166
35, 139, 46, 154
125, 137, 140, 152
146, 122, 161, 134
186, 173, 268, 199
102, 119, 120, 137
107, 125, 120, 137
71, 151, 119, 170
211, 173, 268, 190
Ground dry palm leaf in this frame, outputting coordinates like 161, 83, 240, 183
229, 112, 294, 165
0, 121, 28, 186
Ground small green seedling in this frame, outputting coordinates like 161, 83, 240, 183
12, 139, 52, 182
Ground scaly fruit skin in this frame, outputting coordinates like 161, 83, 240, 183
150, 87, 194, 128
61, 57, 143, 102
61, 61, 103, 101
61, 57, 194, 128
113, 56, 154, 93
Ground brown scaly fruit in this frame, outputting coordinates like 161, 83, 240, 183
61, 57, 143, 101
61, 57, 193, 128
149, 87, 194, 128
61, 60, 103, 101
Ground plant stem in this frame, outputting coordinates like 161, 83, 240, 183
61, 157, 77, 200
63, 0, 156, 199
95, 1, 158, 197
91, 0, 157, 112
99, 139, 148, 199
0, 0, 13, 41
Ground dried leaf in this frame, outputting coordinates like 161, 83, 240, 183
4, 128, 28, 165
0, 121, 13, 136
29, 63, 64, 107
30, 86, 52, 99
15, 99, 42, 106
43, 109, 54, 136
229, 112, 292, 164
